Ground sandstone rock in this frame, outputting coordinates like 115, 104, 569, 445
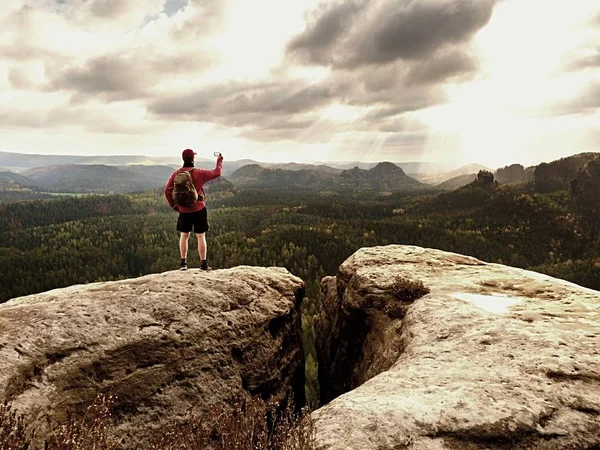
0, 266, 305, 449
314, 245, 600, 449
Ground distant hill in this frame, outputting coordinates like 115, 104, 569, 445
266, 163, 342, 174
436, 173, 478, 191
0, 151, 261, 178
22, 164, 234, 194
23, 164, 179, 193
416, 163, 490, 185
437, 163, 538, 191
534, 152, 599, 193
339, 162, 424, 191
203, 176, 235, 193
325, 161, 462, 174
0, 151, 196, 171
437, 154, 600, 192
0, 151, 474, 178
229, 161, 424, 192
495, 164, 535, 185
228, 164, 339, 190
0, 171, 41, 190
24, 165, 149, 193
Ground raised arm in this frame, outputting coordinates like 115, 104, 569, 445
199, 156, 223, 183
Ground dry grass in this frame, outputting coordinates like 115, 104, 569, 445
0, 394, 315, 450
0, 403, 28, 450
44, 394, 120, 450
389, 276, 430, 302
150, 395, 315, 450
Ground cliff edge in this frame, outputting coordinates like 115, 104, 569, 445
315, 245, 600, 450
0, 266, 305, 448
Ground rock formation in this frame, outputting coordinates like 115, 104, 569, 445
314, 245, 600, 449
0, 266, 305, 449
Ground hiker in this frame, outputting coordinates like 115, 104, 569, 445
164, 149, 223, 271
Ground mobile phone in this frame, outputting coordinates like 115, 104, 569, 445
214, 152, 221, 157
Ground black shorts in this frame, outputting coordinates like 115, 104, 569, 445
177, 208, 209, 234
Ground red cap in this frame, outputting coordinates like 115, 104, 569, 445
182, 148, 196, 161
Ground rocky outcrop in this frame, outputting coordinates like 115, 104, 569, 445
0, 266, 305, 449
314, 245, 600, 449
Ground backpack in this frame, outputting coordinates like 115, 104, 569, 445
172, 169, 204, 207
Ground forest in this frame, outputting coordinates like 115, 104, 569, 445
1, 159, 599, 406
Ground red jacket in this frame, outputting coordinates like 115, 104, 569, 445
164, 160, 222, 213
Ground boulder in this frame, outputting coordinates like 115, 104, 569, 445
314, 245, 600, 449
0, 266, 305, 449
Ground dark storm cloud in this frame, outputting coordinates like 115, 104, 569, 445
148, 57, 444, 142
327, 65, 446, 109
238, 125, 326, 143
263, 0, 497, 142
46, 52, 212, 101
362, 105, 408, 119
51, 56, 142, 99
287, 0, 498, 68
287, 0, 367, 65
150, 80, 335, 119
267, 118, 316, 130
405, 50, 477, 85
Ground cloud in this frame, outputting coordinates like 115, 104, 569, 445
8, 66, 34, 89
0, 0, 220, 103
277, 0, 489, 134
559, 82, 600, 114
46, 51, 212, 101
89, 0, 133, 19
59, 0, 166, 28
0, 95, 156, 135
150, 79, 335, 120
287, 1, 367, 65
287, 0, 498, 68
49, 55, 144, 100
147, 63, 444, 144
169, 0, 224, 39
325, 65, 446, 109
9, 0, 598, 167
566, 51, 600, 71
405, 49, 478, 85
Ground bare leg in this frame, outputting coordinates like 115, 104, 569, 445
179, 233, 190, 259
197, 233, 207, 260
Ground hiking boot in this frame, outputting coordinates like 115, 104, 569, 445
200, 263, 212, 271
180, 261, 188, 271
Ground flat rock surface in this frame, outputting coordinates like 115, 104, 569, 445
0, 266, 305, 449
314, 245, 600, 450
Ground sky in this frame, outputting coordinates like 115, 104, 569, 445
0, 0, 599, 168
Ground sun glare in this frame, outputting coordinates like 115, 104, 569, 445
415, 0, 599, 167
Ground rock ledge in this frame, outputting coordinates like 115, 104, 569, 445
0, 266, 305, 449
315, 245, 600, 450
